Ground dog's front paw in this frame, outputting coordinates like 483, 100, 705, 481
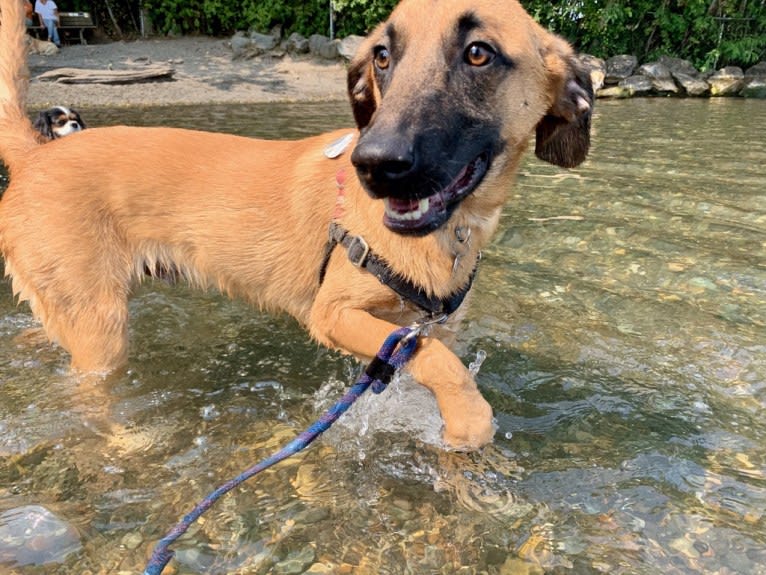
441, 391, 495, 451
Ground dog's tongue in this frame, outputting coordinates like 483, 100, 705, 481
387, 197, 422, 215
382, 194, 446, 233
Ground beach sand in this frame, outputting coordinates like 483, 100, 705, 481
26, 36, 349, 108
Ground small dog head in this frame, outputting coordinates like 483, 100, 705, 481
33, 106, 86, 140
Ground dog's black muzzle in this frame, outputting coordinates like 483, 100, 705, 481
351, 116, 499, 236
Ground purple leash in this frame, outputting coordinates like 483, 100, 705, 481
143, 326, 420, 575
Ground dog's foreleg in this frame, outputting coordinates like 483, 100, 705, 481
404, 335, 495, 448
311, 307, 495, 449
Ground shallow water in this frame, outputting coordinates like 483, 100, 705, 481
0, 98, 765, 574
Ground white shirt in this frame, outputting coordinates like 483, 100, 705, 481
34, 0, 58, 21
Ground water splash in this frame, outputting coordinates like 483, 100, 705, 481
468, 349, 487, 377
315, 372, 444, 451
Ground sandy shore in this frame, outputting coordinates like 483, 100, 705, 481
26, 36, 349, 108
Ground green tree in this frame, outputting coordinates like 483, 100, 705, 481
81, 0, 764, 69
522, 0, 765, 69
331, 0, 398, 36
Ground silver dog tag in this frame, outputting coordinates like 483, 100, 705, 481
324, 133, 355, 159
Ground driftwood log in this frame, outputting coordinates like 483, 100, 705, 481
37, 65, 175, 84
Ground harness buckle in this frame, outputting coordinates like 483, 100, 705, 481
346, 235, 370, 268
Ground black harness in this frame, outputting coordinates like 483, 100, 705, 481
318, 222, 476, 318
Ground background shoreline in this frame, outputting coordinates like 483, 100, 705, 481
26, 37, 349, 109
26, 36, 765, 112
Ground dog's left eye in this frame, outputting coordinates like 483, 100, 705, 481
374, 46, 391, 70
464, 42, 496, 67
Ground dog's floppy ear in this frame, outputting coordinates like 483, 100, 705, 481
347, 36, 378, 129
33, 111, 53, 140
535, 39, 593, 169
74, 111, 86, 129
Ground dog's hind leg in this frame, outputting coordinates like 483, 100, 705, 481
52, 295, 130, 373
21, 275, 131, 373
3, 236, 133, 373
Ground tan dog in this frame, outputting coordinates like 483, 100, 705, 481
25, 34, 58, 55
0, 0, 592, 449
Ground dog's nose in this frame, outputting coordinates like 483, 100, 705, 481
351, 135, 416, 182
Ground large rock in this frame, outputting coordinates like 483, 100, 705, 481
745, 61, 766, 80
339, 35, 364, 61
230, 31, 253, 59
618, 74, 653, 96
673, 72, 710, 96
230, 30, 279, 59
742, 77, 766, 98
269, 24, 283, 43
708, 66, 744, 96
637, 61, 679, 94
597, 85, 632, 98
655, 56, 708, 95
742, 61, 766, 98
658, 55, 700, 78
249, 31, 277, 51
285, 32, 309, 54
605, 54, 638, 84
578, 54, 606, 92
309, 34, 340, 60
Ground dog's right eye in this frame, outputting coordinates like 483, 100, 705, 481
373, 46, 391, 70
464, 42, 496, 67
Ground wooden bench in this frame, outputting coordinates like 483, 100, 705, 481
58, 11, 96, 45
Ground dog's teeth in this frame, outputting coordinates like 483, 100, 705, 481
384, 197, 430, 221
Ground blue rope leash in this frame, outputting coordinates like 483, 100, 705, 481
143, 326, 419, 575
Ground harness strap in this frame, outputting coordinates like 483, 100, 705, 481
318, 222, 475, 317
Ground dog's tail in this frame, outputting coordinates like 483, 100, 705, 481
0, 0, 40, 171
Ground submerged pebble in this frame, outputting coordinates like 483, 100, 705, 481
273, 546, 316, 574
0, 505, 81, 566
120, 531, 143, 550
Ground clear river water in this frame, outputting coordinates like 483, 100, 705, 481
0, 97, 764, 574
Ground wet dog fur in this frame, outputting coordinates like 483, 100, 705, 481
0, 0, 592, 449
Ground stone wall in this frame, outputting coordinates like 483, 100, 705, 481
583, 54, 766, 99
230, 29, 766, 100
230, 29, 363, 63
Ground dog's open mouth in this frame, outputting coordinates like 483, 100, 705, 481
382, 152, 490, 235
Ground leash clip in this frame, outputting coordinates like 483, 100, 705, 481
402, 313, 449, 345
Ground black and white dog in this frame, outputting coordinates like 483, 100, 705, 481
33, 106, 86, 140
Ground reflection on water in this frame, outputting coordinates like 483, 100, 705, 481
0, 98, 765, 574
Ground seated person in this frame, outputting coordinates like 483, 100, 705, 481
24, 0, 34, 27
34, 0, 60, 47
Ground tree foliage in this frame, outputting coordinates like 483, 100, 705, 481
523, 0, 765, 69
83, 0, 764, 69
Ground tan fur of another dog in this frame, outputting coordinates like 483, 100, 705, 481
25, 35, 58, 55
